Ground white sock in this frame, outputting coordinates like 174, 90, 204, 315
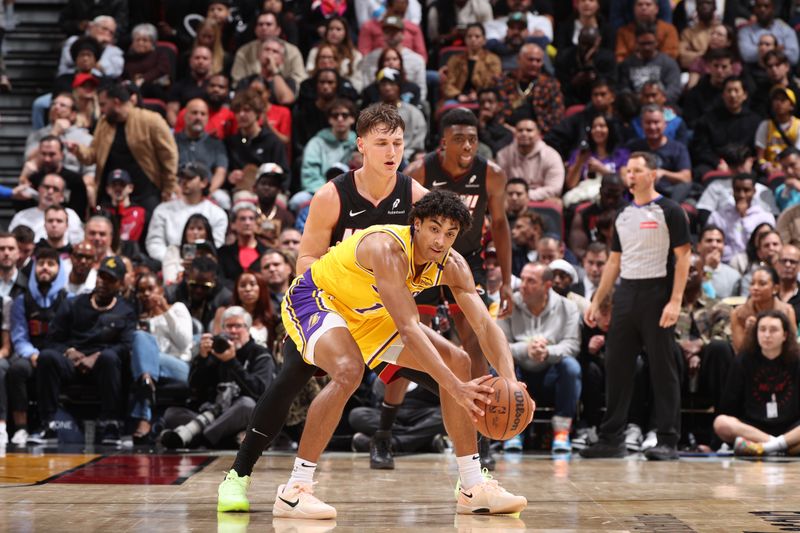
0, 421, 6, 431
457, 454, 484, 490
5, 4, 13, 17
286, 457, 316, 488
763, 435, 788, 453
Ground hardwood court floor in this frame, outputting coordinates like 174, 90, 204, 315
0, 450, 798, 532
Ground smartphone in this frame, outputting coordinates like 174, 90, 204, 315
182, 243, 197, 260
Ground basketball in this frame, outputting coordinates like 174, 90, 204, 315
476, 377, 535, 441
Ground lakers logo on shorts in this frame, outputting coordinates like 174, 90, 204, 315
308, 312, 320, 329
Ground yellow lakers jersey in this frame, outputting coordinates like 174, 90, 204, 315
309, 224, 449, 323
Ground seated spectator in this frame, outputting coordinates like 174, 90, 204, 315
38, 205, 72, 259
13, 227, 35, 275
244, 78, 291, 151
697, 225, 742, 299
129, 272, 193, 443
175, 99, 229, 196
504, 177, 530, 227
358, 2, 425, 61
235, 38, 297, 106
511, 212, 545, 277
550, 258, 588, 314
52, 36, 105, 99
360, 17, 427, 100
57, 15, 124, 79
714, 310, 800, 456
691, 76, 761, 179
555, 26, 617, 108
625, 105, 692, 202
536, 235, 579, 267
738, 0, 799, 66
565, 112, 629, 203
349, 379, 445, 455
25, 94, 94, 184
59, 0, 129, 39
681, 48, 737, 129
178, 18, 231, 80
226, 89, 290, 188
441, 23, 501, 105
580, 241, 609, 300
731, 226, 782, 294
259, 248, 294, 309
65, 241, 96, 295
212, 272, 276, 348
777, 244, 800, 318
731, 265, 796, 353
301, 99, 357, 196
477, 88, 514, 156
778, 196, 800, 245
360, 47, 421, 109
497, 115, 564, 203
774, 148, 800, 211
69, 83, 179, 215
375, 69, 426, 158
355, 0, 423, 28
254, 163, 295, 235
218, 202, 268, 282
230, 11, 306, 89
123, 23, 172, 100
161, 215, 218, 286
750, 50, 800, 116
485, 11, 532, 72
293, 69, 355, 155
630, 81, 689, 146
299, 44, 360, 102
174, 74, 238, 140
618, 23, 682, 104
675, 252, 734, 410
0, 232, 26, 301
101, 169, 146, 245
427, 0, 493, 46
29, 256, 135, 446
498, 262, 582, 453
497, 43, 564, 135
6, 246, 65, 446
146, 162, 228, 262
686, 23, 742, 89
166, 256, 232, 333
615, 0, 679, 62
84, 215, 115, 262
278, 228, 301, 253
755, 87, 800, 174
309, 16, 364, 91
9, 174, 84, 245
20, 136, 90, 220
677, 0, 717, 70
708, 173, 776, 262
545, 78, 621, 159
554, 0, 614, 52
570, 174, 627, 256
163, 306, 275, 448
166, 45, 214, 127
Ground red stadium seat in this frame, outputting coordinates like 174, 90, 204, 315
701, 169, 733, 184
564, 104, 585, 118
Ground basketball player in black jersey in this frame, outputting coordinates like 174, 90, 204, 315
371, 108, 514, 470
218, 104, 451, 512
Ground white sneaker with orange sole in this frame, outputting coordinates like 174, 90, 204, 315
273, 482, 337, 520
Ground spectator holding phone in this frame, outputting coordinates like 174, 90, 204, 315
161, 214, 219, 285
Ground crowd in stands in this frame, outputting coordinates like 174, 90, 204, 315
1, 0, 800, 458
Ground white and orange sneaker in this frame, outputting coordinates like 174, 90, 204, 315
456, 477, 527, 515
272, 482, 337, 519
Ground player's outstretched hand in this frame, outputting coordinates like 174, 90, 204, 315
454, 375, 495, 423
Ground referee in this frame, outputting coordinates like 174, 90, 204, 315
579, 152, 691, 461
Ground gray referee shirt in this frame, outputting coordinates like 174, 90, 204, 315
612, 196, 691, 280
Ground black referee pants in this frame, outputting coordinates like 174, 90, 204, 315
600, 279, 681, 447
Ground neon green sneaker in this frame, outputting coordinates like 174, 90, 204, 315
217, 470, 251, 512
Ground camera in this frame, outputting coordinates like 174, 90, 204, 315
160, 382, 241, 449
212, 334, 231, 354
579, 139, 590, 152
182, 243, 197, 260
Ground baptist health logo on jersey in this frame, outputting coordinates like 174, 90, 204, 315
387, 198, 405, 215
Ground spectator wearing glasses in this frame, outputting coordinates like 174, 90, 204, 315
145, 162, 228, 263
65, 241, 96, 295
166, 256, 232, 333
300, 99, 358, 196
777, 244, 800, 319
9, 173, 84, 245
57, 15, 124, 79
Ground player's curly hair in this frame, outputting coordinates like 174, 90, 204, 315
409, 190, 472, 233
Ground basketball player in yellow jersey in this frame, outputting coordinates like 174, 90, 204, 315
272, 190, 527, 519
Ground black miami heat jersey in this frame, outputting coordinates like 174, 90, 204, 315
330, 171, 414, 246
423, 151, 489, 255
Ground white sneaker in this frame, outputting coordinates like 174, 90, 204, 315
272, 518, 337, 533
624, 423, 642, 452
641, 430, 658, 451
456, 477, 527, 515
273, 482, 337, 519
10, 429, 28, 446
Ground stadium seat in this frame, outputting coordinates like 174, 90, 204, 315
529, 200, 563, 238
